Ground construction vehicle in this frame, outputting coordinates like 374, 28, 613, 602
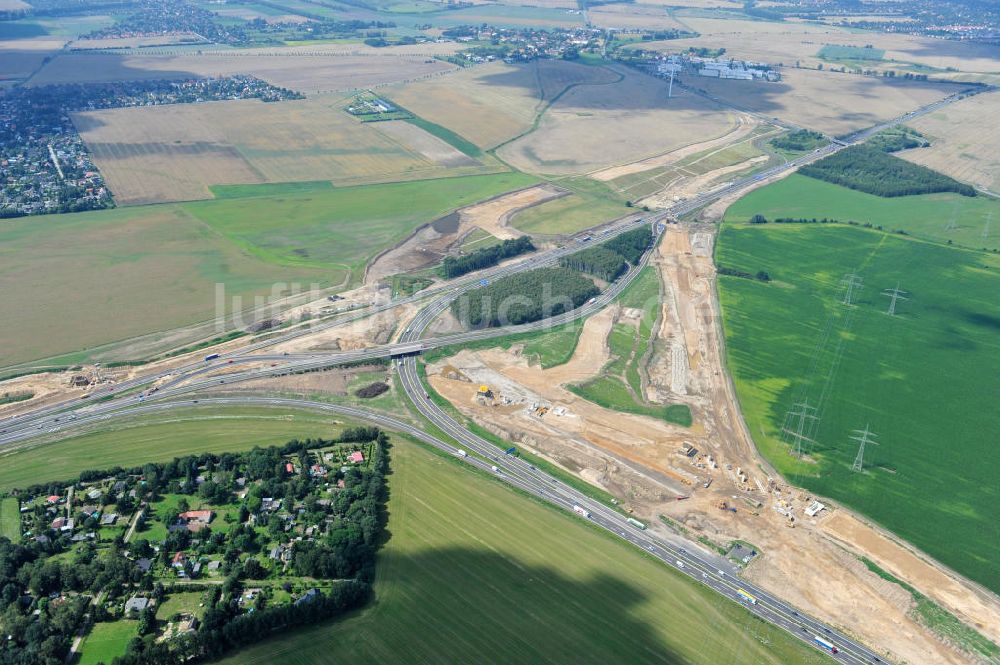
675, 495, 689, 501
717, 501, 737, 513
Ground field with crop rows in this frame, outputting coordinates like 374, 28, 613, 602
716, 222, 1000, 594
75, 97, 497, 205
213, 440, 828, 665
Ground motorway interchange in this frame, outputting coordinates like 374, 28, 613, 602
2, 93, 976, 662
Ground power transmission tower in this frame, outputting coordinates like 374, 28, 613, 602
841, 273, 863, 305
881, 282, 908, 316
782, 399, 818, 458
850, 424, 878, 472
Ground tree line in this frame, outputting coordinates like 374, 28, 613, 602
441, 236, 535, 279
799, 145, 976, 198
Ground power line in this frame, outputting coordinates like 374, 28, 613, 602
781, 399, 818, 458
840, 273, 863, 305
881, 281, 908, 316
850, 424, 878, 472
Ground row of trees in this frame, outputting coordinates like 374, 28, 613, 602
453, 267, 599, 328
440, 236, 535, 279
800, 146, 976, 198
560, 246, 627, 281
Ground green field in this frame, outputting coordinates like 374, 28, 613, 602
0, 173, 534, 367
78, 620, 137, 665
716, 222, 1000, 594
818, 45, 885, 62
724, 174, 1000, 250
511, 193, 627, 236
0, 497, 19, 542
0, 406, 348, 491
186, 173, 537, 274
156, 592, 207, 621
215, 439, 829, 665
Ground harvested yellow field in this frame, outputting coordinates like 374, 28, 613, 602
633, 0, 741, 7
498, 66, 735, 175
642, 16, 1000, 74
387, 60, 617, 149
74, 97, 489, 205
68, 34, 208, 49
589, 4, 687, 31
692, 68, 956, 136
900, 90, 1000, 194
31, 44, 458, 94
386, 64, 537, 149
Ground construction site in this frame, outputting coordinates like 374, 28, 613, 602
423, 225, 1000, 665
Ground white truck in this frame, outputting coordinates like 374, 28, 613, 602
573, 505, 591, 518
457, 449, 467, 458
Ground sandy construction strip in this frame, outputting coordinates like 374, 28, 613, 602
590, 113, 757, 182
823, 511, 1000, 645
640, 155, 769, 208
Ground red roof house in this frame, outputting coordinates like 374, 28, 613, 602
348, 451, 364, 464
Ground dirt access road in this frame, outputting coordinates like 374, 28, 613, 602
427, 226, 1000, 664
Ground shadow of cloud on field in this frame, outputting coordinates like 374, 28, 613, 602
475, 63, 726, 113
216, 547, 688, 665
30, 53, 206, 87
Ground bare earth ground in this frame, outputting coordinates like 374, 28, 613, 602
29, 44, 459, 94
427, 226, 1000, 664
365, 183, 566, 283
499, 66, 737, 175
689, 68, 958, 136
900, 90, 1000, 195
74, 96, 487, 204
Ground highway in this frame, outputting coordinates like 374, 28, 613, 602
1, 87, 980, 662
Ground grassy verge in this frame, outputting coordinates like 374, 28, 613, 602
860, 558, 999, 662
403, 114, 484, 158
